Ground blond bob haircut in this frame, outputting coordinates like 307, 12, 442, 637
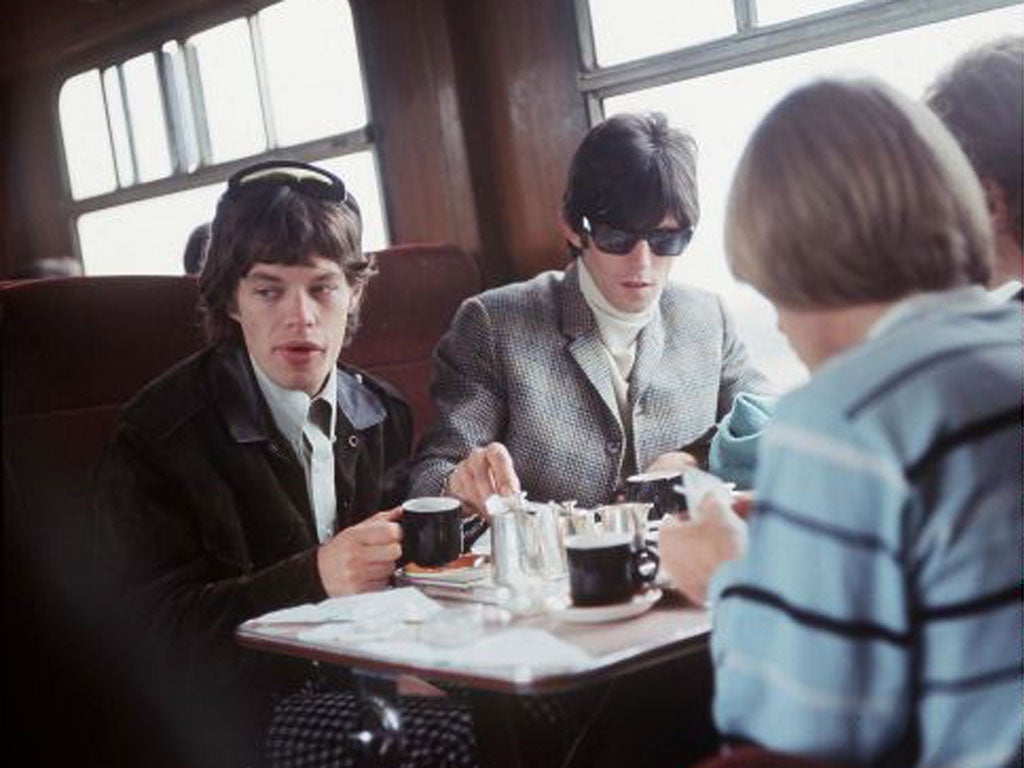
725, 78, 993, 310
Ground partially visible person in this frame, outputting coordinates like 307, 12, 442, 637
12, 255, 83, 278
183, 221, 212, 275
660, 78, 1022, 766
95, 160, 476, 768
926, 35, 1023, 299
411, 112, 772, 513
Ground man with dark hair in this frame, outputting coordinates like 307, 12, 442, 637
926, 35, 1023, 297
411, 112, 771, 513
95, 161, 476, 768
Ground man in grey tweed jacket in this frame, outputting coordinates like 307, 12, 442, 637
411, 113, 771, 514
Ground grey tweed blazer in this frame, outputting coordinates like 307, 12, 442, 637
409, 260, 771, 507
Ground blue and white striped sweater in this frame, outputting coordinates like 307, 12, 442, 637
710, 291, 1023, 767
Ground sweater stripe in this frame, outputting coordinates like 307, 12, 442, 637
923, 663, 1024, 693
756, 501, 898, 558
916, 582, 1023, 622
718, 584, 910, 646
906, 407, 1021, 482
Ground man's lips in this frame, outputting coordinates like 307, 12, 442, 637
621, 278, 653, 289
275, 342, 325, 364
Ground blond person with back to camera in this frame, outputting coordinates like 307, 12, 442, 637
660, 79, 1022, 766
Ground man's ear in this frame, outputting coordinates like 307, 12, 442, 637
348, 282, 365, 314
559, 213, 583, 251
982, 178, 1012, 237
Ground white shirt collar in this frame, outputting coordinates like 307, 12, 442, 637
250, 357, 337, 454
990, 280, 1024, 303
868, 285, 997, 340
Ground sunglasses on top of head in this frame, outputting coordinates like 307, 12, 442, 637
580, 216, 694, 257
227, 160, 348, 203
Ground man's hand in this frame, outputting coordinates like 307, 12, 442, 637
317, 507, 402, 596
659, 493, 748, 606
445, 442, 521, 518
645, 450, 698, 475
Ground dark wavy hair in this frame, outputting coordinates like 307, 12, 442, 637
562, 112, 699, 255
926, 35, 1023, 244
198, 169, 375, 346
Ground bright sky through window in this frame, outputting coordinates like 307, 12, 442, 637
603, 4, 1024, 389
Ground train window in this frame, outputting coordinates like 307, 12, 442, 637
579, 0, 1024, 389
587, 0, 735, 66
77, 149, 386, 276
258, 0, 367, 144
187, 20, 268, 163
58, 71, 117, 200
78, 184, 222, 276
102, 67, 136, 186
121, 53, 174, 181
57, 0, 386, 275
757, 0, 860, 26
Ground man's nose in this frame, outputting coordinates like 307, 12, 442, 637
285, 290, 316, 326
625, 237, 654, 266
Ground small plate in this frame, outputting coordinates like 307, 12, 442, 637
552, 588, 663, 624
403, 555, 490, 584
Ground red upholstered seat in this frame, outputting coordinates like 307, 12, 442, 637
3, 275, 206, 572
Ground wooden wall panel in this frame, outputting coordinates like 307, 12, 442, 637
446, 0, 589, 281
352, 0, 488, 277
3, 73, 69, 275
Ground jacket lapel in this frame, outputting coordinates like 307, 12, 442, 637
209, 344, 313, 533
630, 307, 665, 405
560, 262, 622, 427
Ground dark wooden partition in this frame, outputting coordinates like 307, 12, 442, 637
0, 0, 589, 284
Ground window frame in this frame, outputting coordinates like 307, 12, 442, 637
574, 0, 1020, 124
53, 0, 380, 265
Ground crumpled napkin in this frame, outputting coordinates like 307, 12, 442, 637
679, 466, 734, 514
709, 392, 776, 490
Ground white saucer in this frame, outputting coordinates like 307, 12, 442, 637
403, 558, 490, 585
553, 588, 662, 624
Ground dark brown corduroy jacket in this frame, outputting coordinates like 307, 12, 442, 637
94, 342, 411, 768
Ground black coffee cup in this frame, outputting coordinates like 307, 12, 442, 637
565, 533, 659, 607
625, 470, 684, 519
401, 497, 462, 567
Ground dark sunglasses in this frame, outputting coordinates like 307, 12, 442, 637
227, 160, 348, 203
581, 216, 694, 257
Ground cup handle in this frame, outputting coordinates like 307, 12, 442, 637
462, 516, 490, 551
633, 546, 660, 584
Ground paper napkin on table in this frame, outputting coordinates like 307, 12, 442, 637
680, 467, 734, 517
366, 627, 593, 671
251, 587, 443, 625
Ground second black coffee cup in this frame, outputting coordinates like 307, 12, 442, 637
565, 532, 659, 607
625, 469, 684, 519
401, 497, 462, 567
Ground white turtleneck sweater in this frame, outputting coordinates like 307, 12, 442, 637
576, 257, 658, 434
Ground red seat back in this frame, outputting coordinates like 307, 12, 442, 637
349, 243, 482, 445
